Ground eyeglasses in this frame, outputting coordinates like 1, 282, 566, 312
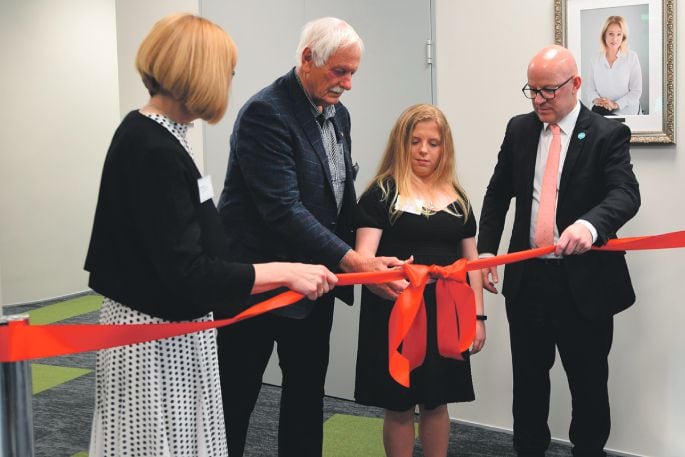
521, 76, 575, 100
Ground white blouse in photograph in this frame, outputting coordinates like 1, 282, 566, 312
585, 49, 642, 115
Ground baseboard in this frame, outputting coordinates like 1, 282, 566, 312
451, 418, 647, 457
2, 289, 95, 309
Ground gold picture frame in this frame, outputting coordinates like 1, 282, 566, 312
555, 0, 675, 144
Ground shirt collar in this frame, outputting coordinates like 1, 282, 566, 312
543, 100, 581, 135
294, 72, 336, 121
602, 50, 624, 65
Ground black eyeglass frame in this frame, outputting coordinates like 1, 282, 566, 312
521, 75, 575, 100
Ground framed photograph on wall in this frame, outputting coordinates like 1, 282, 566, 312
555, 0, 675, 144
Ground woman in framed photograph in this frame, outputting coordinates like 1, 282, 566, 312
586, 15, 642, 115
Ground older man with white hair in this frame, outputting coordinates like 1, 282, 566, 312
216, 17, 401, 457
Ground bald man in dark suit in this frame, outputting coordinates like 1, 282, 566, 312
478, 45, 640, 457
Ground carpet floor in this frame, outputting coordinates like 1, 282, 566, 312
7, 294, 617, 456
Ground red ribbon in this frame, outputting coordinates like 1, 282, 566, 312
384, 230, 685, 387
0, 290, 306, 363
385, 245, 559, 388
1, 231, 683, 373
387, 260, 475, 387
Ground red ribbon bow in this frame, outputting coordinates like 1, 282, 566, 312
388, 259, 476, 388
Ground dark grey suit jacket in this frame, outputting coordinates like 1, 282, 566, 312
478, 104, 641, 320
217, 68, 357, 318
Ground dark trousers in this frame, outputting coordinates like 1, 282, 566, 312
217, 298, 335, 457
507, 259, 614, 457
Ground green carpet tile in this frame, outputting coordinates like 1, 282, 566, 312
323, 414, 386, 456
31, 363, 92, 395
24, 294, 100, 397
28, 294, 102, 325
323, 414, 418, 457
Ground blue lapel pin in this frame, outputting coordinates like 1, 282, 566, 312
577, 131, 586, 140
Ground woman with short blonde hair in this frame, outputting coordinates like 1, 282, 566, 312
135, 13, 237, 123
86, 13, 336, 457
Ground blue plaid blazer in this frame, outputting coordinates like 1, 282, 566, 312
217, 68, 357, 317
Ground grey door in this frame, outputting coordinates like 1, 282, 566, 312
201, 0, 434, 400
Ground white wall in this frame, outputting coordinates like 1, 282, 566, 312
0, 0, 202, 307
115, 0, 204, 171
0, 0, 120, 305
435, 1, 685, 456
2, 2, 684, 455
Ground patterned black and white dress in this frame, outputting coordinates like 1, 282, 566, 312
89, 114, 228, 457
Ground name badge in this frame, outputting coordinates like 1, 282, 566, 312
394, 195, 424, 215
197, 176, 214, 203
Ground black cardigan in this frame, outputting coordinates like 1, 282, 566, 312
85, 111, 255, 321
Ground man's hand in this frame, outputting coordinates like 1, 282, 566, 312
481, 266, 499, 294
556, 223, 593, 256
358, 255, 408, 300
339, 250, 407, 300
367, 279, 409, 301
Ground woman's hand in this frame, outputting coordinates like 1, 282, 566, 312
470, 320, 486, 355
251, 262, 337, 299
284, 263, 338, 300
593, 97, 618, 111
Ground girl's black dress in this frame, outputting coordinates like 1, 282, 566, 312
354, 182, 477, 411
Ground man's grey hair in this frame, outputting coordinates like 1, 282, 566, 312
295, 17, 364, 69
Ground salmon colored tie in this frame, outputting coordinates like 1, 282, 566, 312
535, 123, 562, 248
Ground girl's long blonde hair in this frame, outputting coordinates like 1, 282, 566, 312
366, 103, 470, 222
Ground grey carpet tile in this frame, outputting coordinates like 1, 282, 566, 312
35, 374, 585, 457
33, 372, 95, 457
3, 303, 40, 315
30, 366, 620, 457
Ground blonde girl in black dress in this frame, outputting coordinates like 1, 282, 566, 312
354, 104, 485, 457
